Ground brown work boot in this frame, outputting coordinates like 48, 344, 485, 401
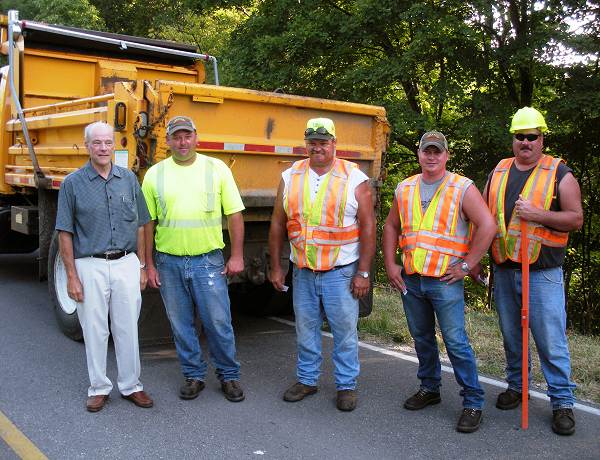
221, 380, 245, 402
283, 382, 318, 402
86, 394, 109, 412
336, 390, 357, 412
179, 378, 205, 400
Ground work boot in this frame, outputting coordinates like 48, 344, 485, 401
404, 389, 441, 410
552, 408, 576, 436
221, 380, 245, 402
179, 378, 205, 400
496, 388, 522, 410
336, 390, 357, 412
456, 408, 483, 433
283, 382, 318, 402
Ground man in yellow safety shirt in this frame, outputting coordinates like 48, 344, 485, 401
484, 107, 583, 435
383, 130, 496, 433
142, 116, 246, 403
269, 117, 376, 412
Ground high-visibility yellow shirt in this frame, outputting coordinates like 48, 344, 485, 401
142, 154, 245, 256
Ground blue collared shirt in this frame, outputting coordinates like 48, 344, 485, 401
56, 162, 151, 258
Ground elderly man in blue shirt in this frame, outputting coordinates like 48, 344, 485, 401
56, 121, 153, 412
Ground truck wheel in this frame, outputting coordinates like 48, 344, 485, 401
48, 232, 83, 341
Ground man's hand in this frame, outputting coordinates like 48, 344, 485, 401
269, 265, 286, 291
147, 266, 161, 289
515, 194, 541, 222
440, 263, 468, 284
350, 274, 370, 299
385, 263, 407, 294
223, 255, 244, 276
67, 274, 84, 302
140, 268, 148, 291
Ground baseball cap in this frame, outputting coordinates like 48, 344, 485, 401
304, 117, 336, 140
166, 116, 196, 136
419, 131, 448, 151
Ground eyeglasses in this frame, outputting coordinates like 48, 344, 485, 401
305, 127, 332, 137
91, 140, 114, 147
514, 133, 540, 142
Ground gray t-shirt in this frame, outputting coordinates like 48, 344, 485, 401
56, 162, 150, 258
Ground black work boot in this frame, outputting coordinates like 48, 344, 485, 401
404, 389, 441, 410
456, 408, 483, 433
552, 408, 575, 436
496, 388, 522, 410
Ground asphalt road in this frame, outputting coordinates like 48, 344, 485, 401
1, 252, 599, 460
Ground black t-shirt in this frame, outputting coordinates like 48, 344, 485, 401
489, 160, 572, 270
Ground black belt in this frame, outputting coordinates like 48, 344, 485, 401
92, 250, 129, 260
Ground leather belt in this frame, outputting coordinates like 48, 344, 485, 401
92, 250, 128, 260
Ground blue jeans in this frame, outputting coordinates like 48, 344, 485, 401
292, 262, 359, 390
493, 265, 575, 409
402, 273, 485, 409
155, 250, 240, 382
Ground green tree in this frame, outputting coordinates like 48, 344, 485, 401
2, 0, 105, 30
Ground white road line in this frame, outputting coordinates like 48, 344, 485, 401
268, 316, 600, 417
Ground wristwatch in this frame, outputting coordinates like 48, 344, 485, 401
460, 262, 470, 273
356, 270, 370, 279
140, 263, 147, 270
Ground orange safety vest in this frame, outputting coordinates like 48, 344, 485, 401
488, 154, 568, 264
396, 173, 471, 277
284, 158, 360, 271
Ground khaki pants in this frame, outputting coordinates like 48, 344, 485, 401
75, 253, 143, 397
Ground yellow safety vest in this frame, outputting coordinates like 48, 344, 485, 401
488, 154, 568, 264
284, 158, 360, 271
396, 173, 471, 277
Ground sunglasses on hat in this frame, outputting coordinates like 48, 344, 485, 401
305, 127, 333, 137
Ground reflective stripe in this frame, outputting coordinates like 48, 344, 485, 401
284, 158, 359, 270
159, 217, 222, 228
489, 155, 568, 264
396, 173, 471, 277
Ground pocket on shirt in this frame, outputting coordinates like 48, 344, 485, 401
121, 197, 137, 222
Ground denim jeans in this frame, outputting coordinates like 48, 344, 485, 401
402, 273, 485, 409
292, 262, 359, 390
493, 264, 575, 409
155, 249, 240, 382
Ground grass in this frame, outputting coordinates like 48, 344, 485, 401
358, 286, 600, 405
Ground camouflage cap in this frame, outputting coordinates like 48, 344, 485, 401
166, 116, 196, 136
419, 131, 448, 151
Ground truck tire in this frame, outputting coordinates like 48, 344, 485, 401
48, 231, 83, 341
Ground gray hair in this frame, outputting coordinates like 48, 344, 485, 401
84, 122, 114, 143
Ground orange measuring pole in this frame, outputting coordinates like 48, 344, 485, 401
520, 219, 529, 430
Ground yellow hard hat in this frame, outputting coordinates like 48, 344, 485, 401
509, 107, 548, 133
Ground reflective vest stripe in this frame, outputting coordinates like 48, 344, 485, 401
396, 173, 471, 277
285, 158, 359, 271
489, 154, 568, 264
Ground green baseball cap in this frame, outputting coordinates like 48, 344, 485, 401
304, 117, 336, 140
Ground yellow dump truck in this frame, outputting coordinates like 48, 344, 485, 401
0, 10, 389, 341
